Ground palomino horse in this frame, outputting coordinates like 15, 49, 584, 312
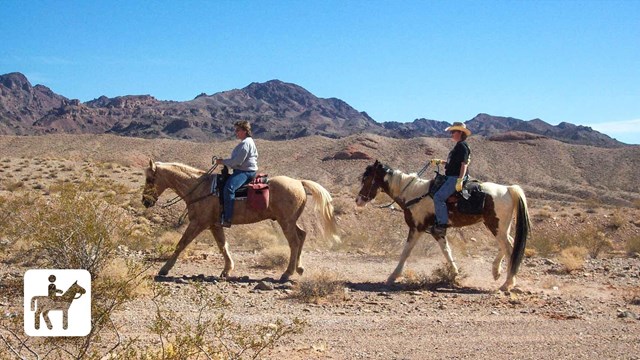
142, 160, 339, 282
355, 160, 530, 291
31, 281, 86, 330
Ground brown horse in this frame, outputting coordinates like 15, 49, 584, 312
142, 160, 339, 281
356, 160, 530, 291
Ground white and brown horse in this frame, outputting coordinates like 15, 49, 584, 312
142, 160, 339, 282
355, 160, 530, 291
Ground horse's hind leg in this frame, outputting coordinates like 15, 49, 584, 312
278, 221, 300, 282
295, 225, 307, 275
211, 226, 234, 278
492, 251, 505, 281
387, 228, 422, 285
499, 232, 517, 291
159, 222, 206, 276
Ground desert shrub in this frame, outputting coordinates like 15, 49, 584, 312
256, 245, 290, 270
527, 230, 559, 257
530, 224, 612, 258
557, 246, 588, 273
401, 264, 465, 290
626, 235, 640, 256
581, 229, 613, 259
4, 181, 23, 192
233, 221, 283, 251
7, 182, 134, 276
294, 270, 345, 303
606, 210, 626, 231
144, 284, 306, 360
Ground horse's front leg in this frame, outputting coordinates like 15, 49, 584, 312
436, 235, 459, 276
43, 310, 53, 330
387, 228, 422, 285
158, 221, 206, 276
63, 309, 68, 330
210, 226, 234, 278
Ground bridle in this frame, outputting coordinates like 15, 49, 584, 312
143, 164, 218, 209
359, 176, 379, 203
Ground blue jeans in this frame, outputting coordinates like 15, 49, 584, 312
222, 170, 256, 223
433, 176, 459, 226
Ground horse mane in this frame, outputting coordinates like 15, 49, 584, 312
156, 162, 207, 180
388, 169, 431, 199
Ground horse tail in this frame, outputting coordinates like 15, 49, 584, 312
508, 185, 531, 278
300, 180, 340, 244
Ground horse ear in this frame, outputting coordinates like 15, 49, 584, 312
149, 159, 157, 172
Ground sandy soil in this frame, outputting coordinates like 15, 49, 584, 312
101, 247, 640, 360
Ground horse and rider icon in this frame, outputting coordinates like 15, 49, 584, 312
24, 269, 91, 337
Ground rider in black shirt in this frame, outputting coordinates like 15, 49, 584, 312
430, 122, 471, 237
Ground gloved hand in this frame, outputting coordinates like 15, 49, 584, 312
429, 159, 444, 166
212, 156, 218, 165
456, 178, 464, 192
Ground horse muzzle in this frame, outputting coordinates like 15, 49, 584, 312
142, 195, 157, 208
355, 195, 370, 207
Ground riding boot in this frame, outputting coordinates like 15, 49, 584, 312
430, 224, 447, 238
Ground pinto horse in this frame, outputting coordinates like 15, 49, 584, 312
355, 160, 530, 291
142, 160, 339, 282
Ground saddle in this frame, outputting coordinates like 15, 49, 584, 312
211, 167, 270, 211
428, 174, 486, 215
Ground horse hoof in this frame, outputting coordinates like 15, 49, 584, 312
296, 267, 304, 275
158, 269, 169, 276
220, 271, 229, 278
279, 274, 291, 283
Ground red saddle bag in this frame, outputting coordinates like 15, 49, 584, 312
247, 174, 269, 211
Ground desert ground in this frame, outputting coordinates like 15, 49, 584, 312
1, 134, 639, 359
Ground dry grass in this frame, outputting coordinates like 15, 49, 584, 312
557, 246, 588, 273
256, 245, 290, 270
401, 264, 466, 290
626, 235, 640, 256
293, 270, 346, 303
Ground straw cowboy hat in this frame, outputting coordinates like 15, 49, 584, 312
445, 122, 472, 136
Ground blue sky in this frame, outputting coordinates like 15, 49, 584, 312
2, 1, 638, 144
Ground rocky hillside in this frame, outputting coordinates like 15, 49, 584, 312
0, 72, 627, 147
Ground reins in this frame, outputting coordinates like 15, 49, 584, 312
379, 161, 433, 209
161, 163, 218, 209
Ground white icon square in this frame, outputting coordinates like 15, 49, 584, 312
24, 269, 91, 337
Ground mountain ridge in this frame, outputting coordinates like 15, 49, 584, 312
0, 72, 627, 147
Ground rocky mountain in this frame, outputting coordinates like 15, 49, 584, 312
0, 72, 627, 147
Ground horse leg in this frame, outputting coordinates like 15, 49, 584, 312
63, 309, 68, 330
498, 230, 516, 291
43, 310, 52, 330
387, 228, 422, 285
295, 225, 307, 275
158, 222, 206, 276
278, 221, 300, 282
34, 308, 41, 330
436, 236, 459, 276
210, 226, 234, 278
492, 251, 505, 281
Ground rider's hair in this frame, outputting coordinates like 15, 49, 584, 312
234, 120, 252, 137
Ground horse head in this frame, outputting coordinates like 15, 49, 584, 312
142, 160, 161, 208
64, 281, 86, 301
356, 160, 390, 206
